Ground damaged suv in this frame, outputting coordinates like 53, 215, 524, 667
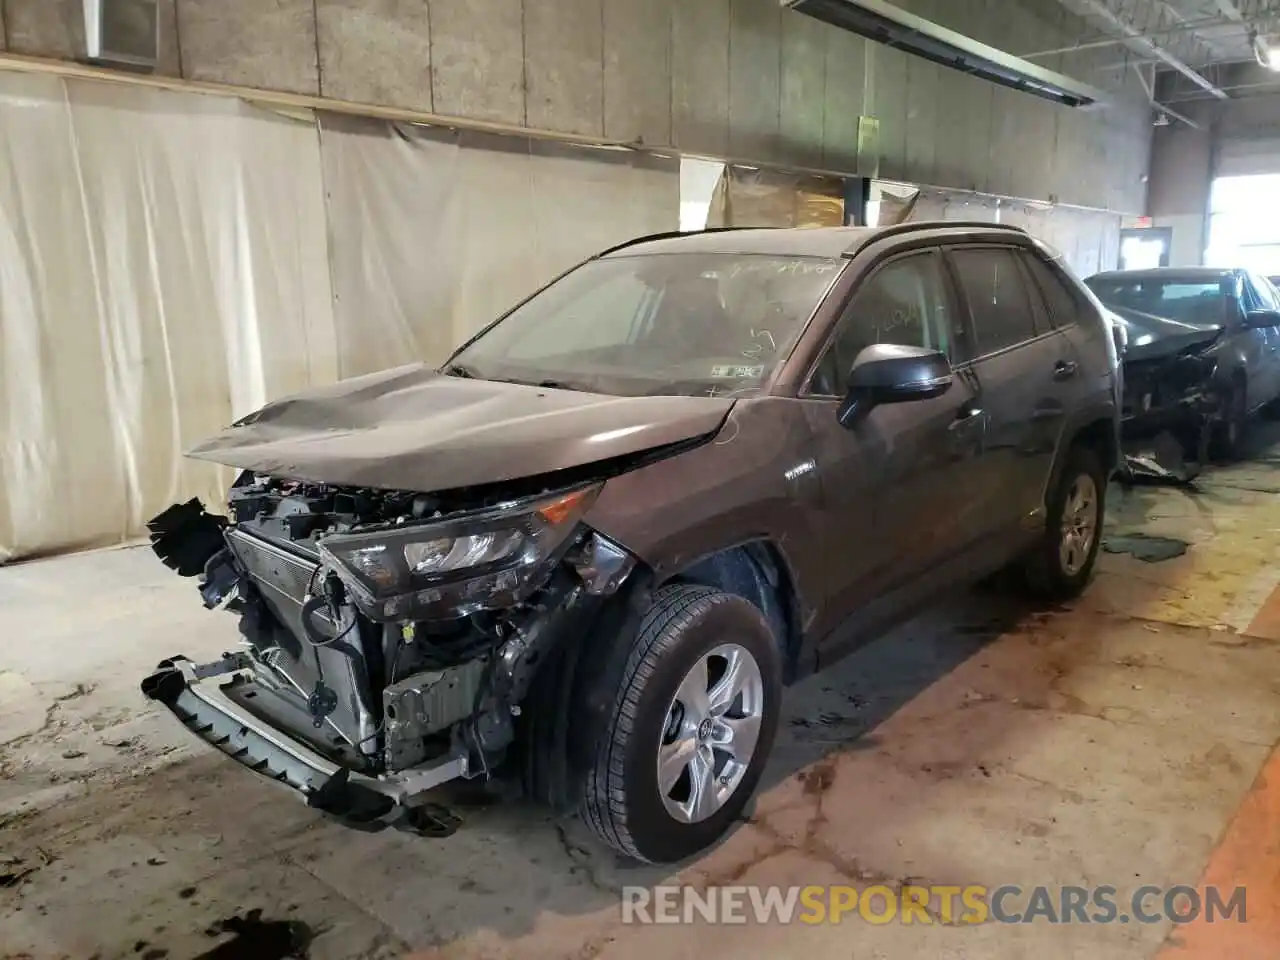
144, 222, 1120, 863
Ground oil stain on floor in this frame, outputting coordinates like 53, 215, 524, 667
1103, 532, 1190, 563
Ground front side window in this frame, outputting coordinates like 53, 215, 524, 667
810, 252, 956, 396
950, 247, 1038, 355
448, 253, 843, 398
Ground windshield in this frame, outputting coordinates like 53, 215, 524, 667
447, 253, 844, 398
1084, 276, 1230, 326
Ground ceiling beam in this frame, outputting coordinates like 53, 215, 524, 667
1021, 15, 1246, 59
1149, 0, 1235, 63
1060, 0, 1229, 99
1130, 62, 1203, 129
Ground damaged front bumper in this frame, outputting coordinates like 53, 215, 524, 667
1121, 352, 1222, 442
141, 484, 641, 832
142, 653, 470, 825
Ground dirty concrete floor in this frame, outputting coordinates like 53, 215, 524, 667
4, 432, 1280, 959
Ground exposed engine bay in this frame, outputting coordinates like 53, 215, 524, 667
142, 471, 636, 824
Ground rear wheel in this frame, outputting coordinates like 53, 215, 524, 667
580, 584, 781, 863
1022, 446, 1106, 601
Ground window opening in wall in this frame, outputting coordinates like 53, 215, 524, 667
679, 158, 726, 232
1205, 174, 1280, 274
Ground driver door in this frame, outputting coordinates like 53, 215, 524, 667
802, 248, 988, 649
1244, 273, 1280, 404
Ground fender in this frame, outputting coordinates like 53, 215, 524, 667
1042, 394, 1120, 511
584, 399, 827, 642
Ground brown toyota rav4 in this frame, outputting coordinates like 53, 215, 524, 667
144, 222, 1121, 863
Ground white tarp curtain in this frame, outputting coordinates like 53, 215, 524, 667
318, 114, 679, 379
0, 72, 334, 563
0, 76, 679, 563
901, 185, 1121, 278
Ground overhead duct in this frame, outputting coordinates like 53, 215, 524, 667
781, 0, 1108, 108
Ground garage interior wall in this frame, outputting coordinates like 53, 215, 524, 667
0, 71, 678, 563
1147, 83, 1280, 268
0, 0, 1153, 215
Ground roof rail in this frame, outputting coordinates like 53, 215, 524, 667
843, 219, 1028, 256
594, 227, 767, 259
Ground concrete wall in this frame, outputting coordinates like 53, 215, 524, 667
1148, 111, 1213, 267
1148, 67, 1280, 265
2, 0, 1152, 213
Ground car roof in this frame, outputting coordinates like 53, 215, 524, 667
601, 227, 875, 259
598, 221, 1033, 260
1088, 267, 1238, 282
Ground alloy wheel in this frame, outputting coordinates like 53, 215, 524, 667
656, 643, 765, 824
1059, 473, 1099, 577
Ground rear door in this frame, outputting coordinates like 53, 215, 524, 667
944, 245, 1077, 538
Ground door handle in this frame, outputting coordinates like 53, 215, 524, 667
952, 401, 983, 423
1053, 360, 1078, 381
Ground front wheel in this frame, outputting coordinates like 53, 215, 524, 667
1210, 381, 1248, 462
1022, 446, 1106, 601
579, 584, 781, 863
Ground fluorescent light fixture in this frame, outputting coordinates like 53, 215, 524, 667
781, 0, 1108, 108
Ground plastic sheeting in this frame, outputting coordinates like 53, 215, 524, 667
0, 74, 679, 562
319, 115, 679, 379
893, 184, 1121, 278
0, 72, 334, 562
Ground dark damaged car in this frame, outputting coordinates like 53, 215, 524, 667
144, 222, 1120, 863
1085, 267, 1280, 461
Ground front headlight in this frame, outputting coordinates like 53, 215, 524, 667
318, 484, 601, 621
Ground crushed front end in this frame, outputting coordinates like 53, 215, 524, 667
1120, 346, 1221, 475
141, 473, 635, 828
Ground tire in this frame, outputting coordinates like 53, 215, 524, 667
579, 584, 782, 863
1022, 445, 1107, 602
1210, 379, 1248, 462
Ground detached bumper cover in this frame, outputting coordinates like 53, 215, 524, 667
141, 654, 469, 824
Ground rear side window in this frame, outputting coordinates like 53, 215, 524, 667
950, 248, 1038, 355
1021, 253, 1082, 329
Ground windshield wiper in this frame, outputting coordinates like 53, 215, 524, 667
443, 363, 479, 379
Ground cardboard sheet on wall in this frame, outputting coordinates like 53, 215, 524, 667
707, 165, 846, 228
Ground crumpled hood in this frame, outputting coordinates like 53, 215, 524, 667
187, 364, 735, 491
1108, 305, 1223, 363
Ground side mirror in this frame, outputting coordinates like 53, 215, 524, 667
838, 344, 952, 428
1245, 309, 1280, 330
